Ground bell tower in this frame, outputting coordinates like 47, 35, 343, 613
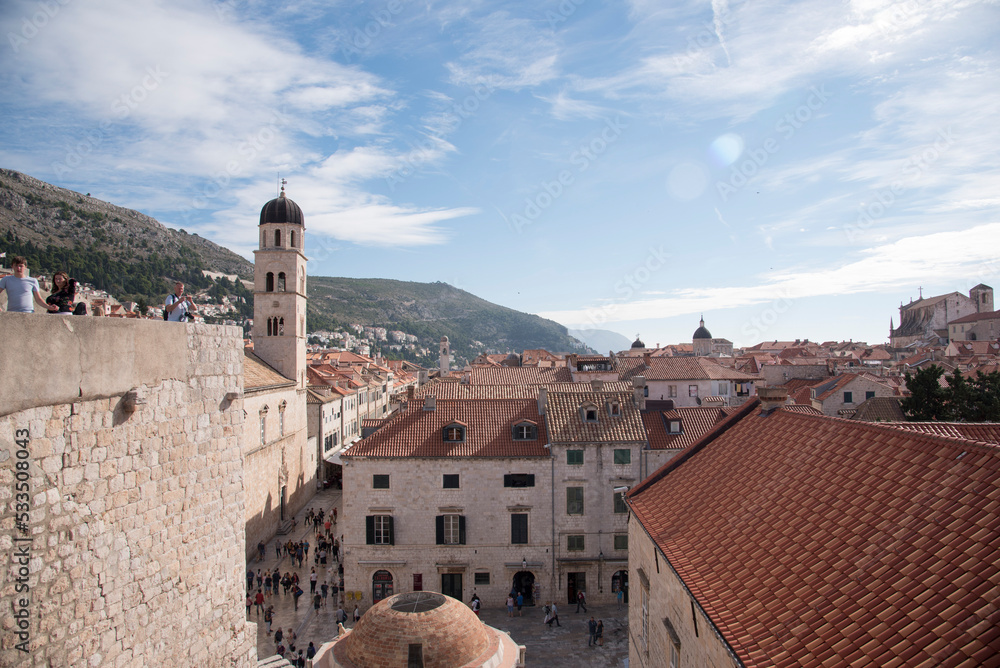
252, 183, 307, 389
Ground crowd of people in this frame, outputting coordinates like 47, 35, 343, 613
248, 505, 352, 665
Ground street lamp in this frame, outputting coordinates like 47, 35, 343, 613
522, 557, 527, 570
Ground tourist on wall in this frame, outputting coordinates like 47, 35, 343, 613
0, 256, 49, 313
45, 271, 76, 314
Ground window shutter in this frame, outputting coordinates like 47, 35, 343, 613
527, 474, 535, 486
435, 516, 445, 545
503, 474, 512, 486
366, 516, 375, 545
459, 515, 466, 545
387, 516, 394, 545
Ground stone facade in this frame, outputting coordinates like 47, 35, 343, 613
0, 315, 255, 667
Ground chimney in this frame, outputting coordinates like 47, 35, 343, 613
537, 387, 547, 416
423, 396, 436, 411
590, 379, 604, 391
407, 385, 415, 400
757, 386, 789, 414
632, 375, 646, 411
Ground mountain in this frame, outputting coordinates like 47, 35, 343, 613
568, 328, 633, 354
0, 168, 253, 300
0, 168, 587, 361
308, 277, 588, 363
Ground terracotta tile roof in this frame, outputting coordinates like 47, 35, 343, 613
342, 399, 549, 458
850, 397, 907, 423
244, 351, 294, 391
948, 309, 1000, 325
880, 421, 1000, 446
947, 341, 1000, 356
628, 401, 1000, 667
643, 406, 739, 450
413, 381, 632, 400
466, 366, 573, 385
545, 391, 646, 443
622, 357, 760, 382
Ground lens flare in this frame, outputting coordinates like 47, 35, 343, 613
709, 133, 744, 167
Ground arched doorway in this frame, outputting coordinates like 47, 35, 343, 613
612, 570, 629, 603
511, 571, 535, 606
372, 570, 394, 603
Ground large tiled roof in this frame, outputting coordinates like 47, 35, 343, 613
629, 401, 1000, 667
850, 397, 907, 423
466, 366, 572, 385
244, 351, 294, 391
948, 309, 1000, 325
643, 407, 739, 450
622, 357, 760, 382
342, 399, 549, 458
544, 391, 646, 443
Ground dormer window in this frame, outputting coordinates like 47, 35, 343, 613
512, 421, 537, 441
669, 420, 681, 434
443, 422, 466, 443
584, 407, 598, 422
608, 401, 621, 417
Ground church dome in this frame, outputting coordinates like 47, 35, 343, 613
693, 316, 712, 340
338, 592, 491, 667
631, 335, 645, 349
259, 189, 304, 227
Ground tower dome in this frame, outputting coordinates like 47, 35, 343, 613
259, 187, 305, 227
693, 316, 712, 340
631, 334, 646, 349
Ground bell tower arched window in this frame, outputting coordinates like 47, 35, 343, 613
267, 317, 273, 336
278, 317, 284, 336
290, 231, 296, 248
261, 230, 266, 248
266, 272, 274, 292
274, 229, 281, 247
278, 272, 286, 291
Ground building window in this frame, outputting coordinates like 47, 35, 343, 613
265, 272, 274, 292
668, 385, 677, 398
717, 382, 729, 395
664, 617, 681, 667
443, 424, 466, 442
443, 474, 460, 489
373, 474, 390, 489
866, 391, 876, 400
567, 535, 585, 551
644, 386, 649, 397
609, 402, 620, 417
512, 422, 537, 440
278, 401, 286, 436
259, 414, 266, 445
366, 515, 394, 545
474, 572, 490, 586
567, 450, 584, 466
844, 391, 853, 404
274, 229, 281, 247
277, 272, 286, 291
504, 474, 535, 488
566, 487, 584, 515
290, 230, 296, 248
614, 492, 627, 514
641, 585, 649, 650
613, 449, 631, 465
669, 420, 681, 434
511, 514, 528, 544
436, 515, 466, 545
614, 534, 628, 550
688, 384, 698, 397
584, 408, 598, 422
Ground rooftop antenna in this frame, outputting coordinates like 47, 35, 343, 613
280, 178, 287, 197
918, 286, 923, 299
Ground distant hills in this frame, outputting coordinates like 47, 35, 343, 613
0, 168, 588, 361
568, 328, 633, 354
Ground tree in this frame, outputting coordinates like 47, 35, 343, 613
901, 366, 947, 421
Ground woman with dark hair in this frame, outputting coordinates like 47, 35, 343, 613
45, 271, 77, 314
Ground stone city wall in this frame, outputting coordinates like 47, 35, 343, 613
0, 315, 256, 667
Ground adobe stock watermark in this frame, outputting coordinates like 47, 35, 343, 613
384, 82, 495, 191
500, 116, 628, 234
338, 0, 410, 61
572, 245, 669, 334
7, 0, 72, 53
51, 65, 169, 178
740, 291, 795, 340
545, 0, 587, 29
672, 0, 749, 70
10, 427, 34, 653
180, 109, 291, 220
844, 127, 956, 243
716, 85, 832, 202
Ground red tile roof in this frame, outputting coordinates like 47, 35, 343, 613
628, 401, 1000, 667
413, 381, 632, 400
624, 357, 760, 382
342, 399, 549, 458
466, 366, 572, 385
643, 407, 739, 450
948, 309, 1000, 325
879, 421, 1000, 446
545, 391, 646, 443
849, 397, 906, 423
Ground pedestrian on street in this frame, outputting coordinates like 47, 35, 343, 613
616, 587, 623, 610
506, 595, 514, 617
516, 592, 524, 616
264, 606, 274, 634
245, 594, 252, 617
293, 584, 303, 610
353, 605, 360, 623
588, 617, 597, 646
258, 541, 266, 561
310, 568, 318, 594
274, 628, 283, 646
313, 592, 322, 611
470, 594, 481, 617
307, 642, 317, 660
546, 602, 560, 627
321, 580, 329, 606
576, 590, 587, 613
254, 589, 264, 616
596, 620, 604, 646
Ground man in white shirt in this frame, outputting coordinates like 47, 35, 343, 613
0, 256, 51, 313
164, 281, 197, 322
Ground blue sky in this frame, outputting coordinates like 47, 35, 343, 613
2, 0, 998, 347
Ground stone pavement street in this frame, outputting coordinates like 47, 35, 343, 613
247, 488, 629, 666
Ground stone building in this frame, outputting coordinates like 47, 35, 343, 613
625, 395, 1000, 667
0, 316, 256, 666
691, 316, 733, 357
808, 373, 896, 416
947, 309, 1000, 342
890, 284, 993, 347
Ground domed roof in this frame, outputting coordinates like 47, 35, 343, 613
631, 334, 645, 349
693, 316, 712, 340
259, 189, 304, 227
339, 592, 491, 667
